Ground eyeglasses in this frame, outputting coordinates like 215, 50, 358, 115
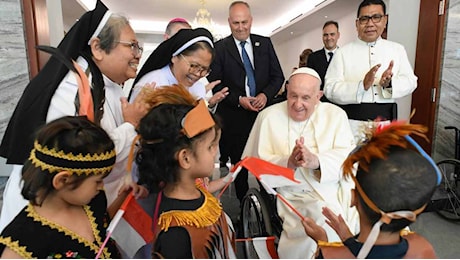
357, 14, 385, 25
116, 41, 143, 56
180, 54, 212, 77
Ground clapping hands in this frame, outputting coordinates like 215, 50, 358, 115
301, 207, 354, 243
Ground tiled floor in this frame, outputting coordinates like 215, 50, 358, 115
1, 171, 459, 258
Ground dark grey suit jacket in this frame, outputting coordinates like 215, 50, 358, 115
207, 34, 284, 135
307, 48, 329, 89
307, 48, 331, 102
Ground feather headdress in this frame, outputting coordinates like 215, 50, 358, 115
342, 121, 441, 258
343, 121, 429, 176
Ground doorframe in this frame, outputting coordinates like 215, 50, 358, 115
21, 0, 50, 78
412, 0, 447, 153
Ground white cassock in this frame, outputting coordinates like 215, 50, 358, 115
242, 101, 360, 259
324, 37, 417, 143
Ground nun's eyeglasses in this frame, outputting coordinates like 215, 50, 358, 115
180, 54, 212, 76
116, 41, 143, 56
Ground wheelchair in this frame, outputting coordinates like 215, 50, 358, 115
239, 184, 283, 258
429, 126, 460, 221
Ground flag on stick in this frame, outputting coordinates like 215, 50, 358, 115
238, 156, 300, 188
232, 157, 304, 219
217, 164, 242, 199
96, 193, 154, 259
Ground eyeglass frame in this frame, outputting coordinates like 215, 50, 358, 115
116, 41, 143, 56
357, 14, 386, 25
179, 54, 212, 77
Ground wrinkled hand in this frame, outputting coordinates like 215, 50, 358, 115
379, 60, 393, 88
118, 182, 149, 200
205, 80, 221, 93
363, 64, 381, 90
208, 87, 229, 107
322, 207, 353, 241
251, 93, 268, 111
288, 137, 320, 169
239, 96, 258, 111
302, 216, 328, 243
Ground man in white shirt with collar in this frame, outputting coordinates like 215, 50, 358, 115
324, 0, 417, 143
307, 20, 340, 102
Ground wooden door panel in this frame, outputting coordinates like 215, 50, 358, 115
412, 0, 447, 153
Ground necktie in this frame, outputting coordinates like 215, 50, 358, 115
328, 52, 334, 63
240, 41, 256, 96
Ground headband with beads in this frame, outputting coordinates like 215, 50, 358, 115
29, 140, 116, 176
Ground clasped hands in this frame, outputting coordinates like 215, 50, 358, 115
287, 137, 320, 170
363, 60, 394, 90
239, 93, 267, 112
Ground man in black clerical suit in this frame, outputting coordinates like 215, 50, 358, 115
207, 1, 284, 203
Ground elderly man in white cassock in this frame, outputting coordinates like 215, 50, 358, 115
242, 67, 360, 258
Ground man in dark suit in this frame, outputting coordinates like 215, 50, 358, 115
207, 0, 284, 203
307, 20, 340, 102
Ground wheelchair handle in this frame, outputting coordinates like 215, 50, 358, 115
445, 126, 460, 160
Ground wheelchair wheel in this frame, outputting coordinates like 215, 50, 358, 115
240, 188, 273, 258
435, 159, 460, 221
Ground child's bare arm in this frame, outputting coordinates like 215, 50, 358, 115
301, 217, 328, 243
207, 173, 233, 193
107, 183, 149, 218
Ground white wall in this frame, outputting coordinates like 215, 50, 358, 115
47, 0, 64, 47
273, 10, 358, 80
386, 0, 420, 121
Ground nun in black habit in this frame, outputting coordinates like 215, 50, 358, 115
0, 0, 149, 231
128, 27, 228, 111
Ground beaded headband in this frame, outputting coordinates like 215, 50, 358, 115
29, 140, 116, 176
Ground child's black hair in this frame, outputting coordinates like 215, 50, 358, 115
356, 146, 437, 232
21, 116, 115, 205
136, 103, 219, 192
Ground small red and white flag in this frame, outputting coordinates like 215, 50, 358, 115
97, 193, 154, 258
237, 157, 305, 219
217, 157, 300, 199
237, 156, 300, 188
236, 236, 279, 259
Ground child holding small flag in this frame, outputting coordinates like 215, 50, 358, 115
135, 100, 236, 258
0, 116, 147, 258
